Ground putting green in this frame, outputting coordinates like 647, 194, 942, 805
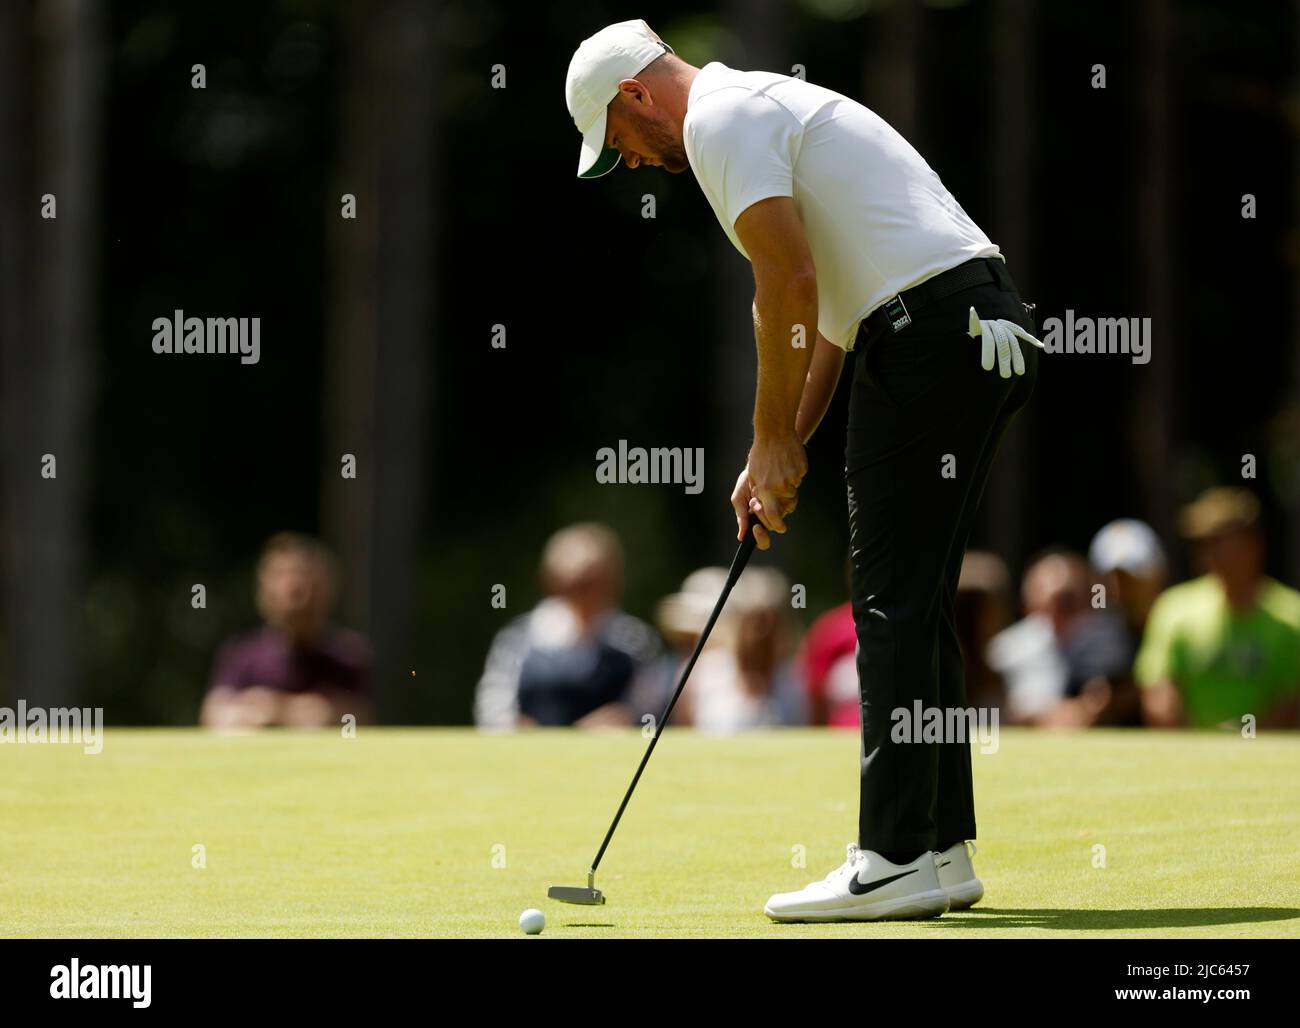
1, 727, 1296, 938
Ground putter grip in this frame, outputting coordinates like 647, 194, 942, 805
730, 517, 761, 580
699, 519, 760, 644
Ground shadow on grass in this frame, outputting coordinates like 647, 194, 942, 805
560, 923, 616, 928
936, 907, 1300, 930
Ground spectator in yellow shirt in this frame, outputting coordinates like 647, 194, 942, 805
1135, 488, 1300, 729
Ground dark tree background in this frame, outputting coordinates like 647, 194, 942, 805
1, 0, 1296, 724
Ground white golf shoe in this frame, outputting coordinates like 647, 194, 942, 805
764, 844, 950, 922
934, 840, 983, 909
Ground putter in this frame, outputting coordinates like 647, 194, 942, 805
549, 517, 763, 905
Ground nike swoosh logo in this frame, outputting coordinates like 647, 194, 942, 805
937, 860, 952, 868
847, 868, 918, 895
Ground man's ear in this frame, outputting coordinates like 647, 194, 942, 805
617, 78, 650, 107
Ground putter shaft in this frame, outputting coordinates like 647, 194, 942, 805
587, 521, 760, 875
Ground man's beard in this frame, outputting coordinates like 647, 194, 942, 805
643, 119, 688, 172
660, 151, 688, 173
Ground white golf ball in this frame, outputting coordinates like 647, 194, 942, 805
519, 908, 545, 935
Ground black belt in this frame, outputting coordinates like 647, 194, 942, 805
859, 257, 1016, 342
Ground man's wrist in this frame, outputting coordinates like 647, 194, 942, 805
753, 415, 799, 440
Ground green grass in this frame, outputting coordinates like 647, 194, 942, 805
1, 727, 1297, 938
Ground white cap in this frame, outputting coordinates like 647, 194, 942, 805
1088, 518, 1167, 578
565, 19, 673, 179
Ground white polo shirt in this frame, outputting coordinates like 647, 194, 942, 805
683, 62, 1001, 351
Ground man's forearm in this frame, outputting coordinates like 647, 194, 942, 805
752, 275, 817, 438
795, 331, 846, 444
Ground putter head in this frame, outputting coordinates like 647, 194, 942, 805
548, 870, 605, 905
547, 884, 605, 905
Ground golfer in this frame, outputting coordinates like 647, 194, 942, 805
566, 20, 1042, 922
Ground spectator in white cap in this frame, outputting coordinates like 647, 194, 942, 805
1088, 518, 1168, 648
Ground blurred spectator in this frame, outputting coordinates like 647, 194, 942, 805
955, 551, 1012, 711
800, 599, 858, 727
800, 555, 856, 727
986, 548, 1132, 726
986, 550, 1083, 723
680, 567, 806, 732
799, 551, 1011, 728
1090, 518, 1168, 636
1081, 518, 1169, 725
1136, 488, 1300, 729
634, 566, 731, 725
200, 533, 371, 729
474, 523, 659, 729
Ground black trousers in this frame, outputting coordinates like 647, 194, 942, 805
845, 266, 1037, 856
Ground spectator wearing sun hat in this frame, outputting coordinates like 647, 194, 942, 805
673, 567, 806, 732
627, 566, 734, 727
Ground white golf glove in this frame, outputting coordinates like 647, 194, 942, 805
967, 306, 1045, 378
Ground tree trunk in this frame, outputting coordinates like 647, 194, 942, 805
1134, 0, 1178, 561
864, 0, 920, 145
322, 1, 437, 722
981, 0, 1037, 574
1288, 0, 1300, 586
0, 0, 103, 707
